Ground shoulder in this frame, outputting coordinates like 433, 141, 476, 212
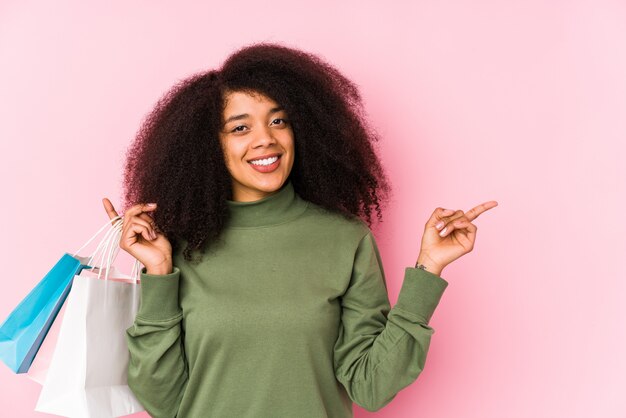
299, 199, 372, 242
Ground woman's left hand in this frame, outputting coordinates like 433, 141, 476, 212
416, 201, 498, 276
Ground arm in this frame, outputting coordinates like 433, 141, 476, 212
125, 266, 188, 418
333, 231, 449, 412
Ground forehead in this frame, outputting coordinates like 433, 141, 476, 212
222, 90, 279, 109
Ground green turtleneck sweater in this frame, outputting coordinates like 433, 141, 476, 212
125, 180, 449, 418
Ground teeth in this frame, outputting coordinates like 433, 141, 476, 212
250, 156, 279, 166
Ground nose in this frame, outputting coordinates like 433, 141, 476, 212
251, 124, 277, 148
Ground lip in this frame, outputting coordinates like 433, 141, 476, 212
246, 153, 282, 162
248, 153, 282, 173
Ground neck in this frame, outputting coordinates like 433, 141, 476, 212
225, 180, 309, 228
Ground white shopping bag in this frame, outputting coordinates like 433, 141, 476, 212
26, 265, 135, 386
27, 217, 128, 385
35, 217, 146, 418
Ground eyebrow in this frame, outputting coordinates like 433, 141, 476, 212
223, 106, 285, 125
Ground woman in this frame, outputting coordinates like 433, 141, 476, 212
102, 42, 497, 417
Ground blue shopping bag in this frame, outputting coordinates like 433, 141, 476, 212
0, 254, 89, 373
0, 216, 123, 374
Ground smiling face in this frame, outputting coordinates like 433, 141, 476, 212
218, 90, 295, 202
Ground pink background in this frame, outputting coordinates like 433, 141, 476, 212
1, 1, 625, 417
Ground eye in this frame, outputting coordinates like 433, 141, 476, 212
231, 125, 247, 133
272, 118, 289, 126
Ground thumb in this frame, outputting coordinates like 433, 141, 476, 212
425, 207, 456, 229
102, 198, 121, 223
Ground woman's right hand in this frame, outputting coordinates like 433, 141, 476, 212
102, 198, 173, 275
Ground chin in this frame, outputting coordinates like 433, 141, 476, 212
236, 174, 282, 192
252, 177, 286, 190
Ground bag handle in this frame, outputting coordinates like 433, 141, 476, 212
72, 215, 142, 283
92, 220, 142, 284
71, 215, 123, 258
86, 218, 123, 268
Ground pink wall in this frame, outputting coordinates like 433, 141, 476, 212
1, 1, 625, 417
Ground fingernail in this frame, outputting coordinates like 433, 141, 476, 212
151, 231, 157, 239
436, 221, 444, 230
439, 227, 447, 236
147, 203, 157, 207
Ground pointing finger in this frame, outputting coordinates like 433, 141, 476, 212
465, 201, 498, 222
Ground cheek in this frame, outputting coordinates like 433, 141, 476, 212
284, 144, 295, 169
218, 140, 230, 165
283, 130, 295, 152
220, 139, 243, 165
219, 145, 240, 174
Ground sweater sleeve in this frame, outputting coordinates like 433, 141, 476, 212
333, 231, 449, 412
125, 266, 189, 418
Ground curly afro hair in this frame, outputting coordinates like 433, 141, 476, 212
121, 41, 392, 263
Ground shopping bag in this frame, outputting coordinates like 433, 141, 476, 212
25, 293, 68, 385
26, 265, 132, 385
25, 218, 132, 385
0, 254, 84, 374
0, 216, 120, 374
35, 216, 146, 418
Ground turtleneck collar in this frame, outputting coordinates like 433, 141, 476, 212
225, 180, 310, 228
